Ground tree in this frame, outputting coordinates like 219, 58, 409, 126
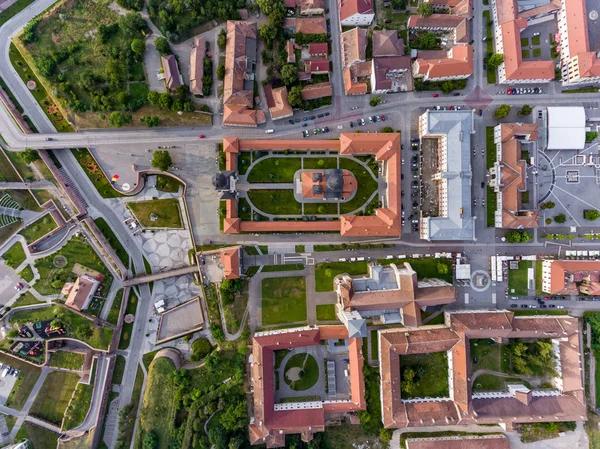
147, 90, 160, 105
158, 92, 172, 110
144, 115, 160, 127
119, 12, 147, 40
494, 104, 511, 119
74, 324, 92, 340
217, 64, 225, 80
36, 56, 56, 77
441, 80, 455, 94
585, 209, 600, 221
220, 401, 248, 432
507, 230, 532, 243
154, 36, 171, 55
281, 64, 298, 87
417, 2, 433, 17
259, 23, 278, 47
217, 28, 227, 51
437, 263, 449, 275
379, 428, 393, 443
143, 432, 158, 449
401, 367, 417, 394
19, 149, 39, 164
487, 53, 504, 68
288, 85, 303, 108
151, 150, 172, 171
130, 38, 145, 57
381, 126, 394, 132
390, 0, 406, 9
554, 213, 566, 223
541, 201, 555, 209
518, 104, 532, 116
109, 111, 126, 127
369, 95, 381, 107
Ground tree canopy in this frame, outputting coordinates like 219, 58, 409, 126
151, 150, 172, 171
417, 2, 433, 17
487, 53, 504, 68
494, 104, 511, 119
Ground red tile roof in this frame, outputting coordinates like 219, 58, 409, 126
308, 43, 328, 55
219, 246, 240, 279
301, 82, 333, 100
339, 0, 373, 21
305, 59, 330, 73
296, 17, 327, 34
414, 45, 473, 80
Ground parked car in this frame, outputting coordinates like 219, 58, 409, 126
198, 135, 206, 138
432, 93, 439, 97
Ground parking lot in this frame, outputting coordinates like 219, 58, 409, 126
0, 364, 18, 405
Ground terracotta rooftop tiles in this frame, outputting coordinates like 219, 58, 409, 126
189, 36, 205, 96
339, 0, 374, 21
301, 82, 333, 100
372, 30, 405, 57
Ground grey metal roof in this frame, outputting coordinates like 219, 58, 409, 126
346, 318, 367, 338
422, 110, 476, 241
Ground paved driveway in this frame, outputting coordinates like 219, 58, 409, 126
0, 262, 21, 306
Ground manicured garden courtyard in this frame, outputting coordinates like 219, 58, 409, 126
261, 276, 307, 326
19, 214, 57, 244
127, 198, 183, 229
246, 157, 301, 183
508, 261, 532, 296
284, 353, 319, 391
400, 352, 449, 399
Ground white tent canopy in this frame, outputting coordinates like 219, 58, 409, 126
547, 106, 586, 150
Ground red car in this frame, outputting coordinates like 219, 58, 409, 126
432, 93, 439, 97
206, 53, 212, 58
507, 88, 512, 95
381, 115, 386, 121
198, 135, 206, 139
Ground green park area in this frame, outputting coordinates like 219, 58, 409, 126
10, 305, 113, 350
15, 422, 59, 449
261, 277, 307, 326
283, 353, 319, 391
71, 149, 123, 199
18, 265, 34, 283
247, 157, 301, 183
508, 261, 532, 296
48, 350, 85, 370
63, 372, 94, 430
119, 291, 138, 350
33, 235, 111, 295
128, 198, 183, 229
94, 217, 129, 266
470, 338, 557, 391
156, 174, 183, 193
400, 352, 449, 399
316, 304, 337, 322
315, 257, 452, 292
30, 371, 80, 426
1, 242, 26, 269
19, 214, 57, 243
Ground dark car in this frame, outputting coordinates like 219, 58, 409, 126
289, 119, 294, 124
481, 181, 485, 188
317, 113, 324, 118
295, 118, 301, 123
511, 88, 516, 95
303, 117, 309, 121
540, 304, 548, 308
411, 138, 420, 143
510, 304, 518, 308
324, 112, 330, 116
520, 304, 528, 308
453, 92, 460, 96
302, 123, 308, 127
549, 304, 557, 308
350, 122, 354, 128
310, 115, 316, 120
473, 357, 478, 364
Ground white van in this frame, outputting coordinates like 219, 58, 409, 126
265, 129, 274, 134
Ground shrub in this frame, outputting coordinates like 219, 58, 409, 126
584, 209, 600, 221
554, 213, 566, 224
494, 104, 511, 119
540, 201, 555, 209
190, 338, 213, 361
154, 36, 171, 55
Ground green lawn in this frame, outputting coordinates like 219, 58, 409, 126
470, 339, 501, 372
18, 264, 34, 283
247, 157, 301, 183
5, 151, 36, 181
522, 49, 531, 59
128, 198, 183, 229
283, 353, 319, 391
339, 158, 378, 214
2, 352, 42, 410
261, 264, 305, 273
238, 152, 252, 175
2, 241, 26, 269
315, 261, 368, 292
30, 371, 80, 425
106, 288, 123, 326
15, 422, 59, 449
63, 378, 94, 430
535, 260, 543, 295
486, 127, 496, 169
303, 157, 338, 170
34, 236, 111, 295
378, 257, 453, 283
0, 150, 21, 182
113, 354, 126, 385
303, 202, 339, 215
532, 35, 541, 45
261, 277, 307, 325
512, 310, 568, 316
19, 214, 58, 243
93, 217, 129, 267
370, 329, 379, 360
316, 304, 337, 321
295, 245, 305, 253
520, 37, 529, 46
12, 292, 43, 308
533, 48, 541, 57
48, 351, 85, 370
155, 174, 182, 193
71, 149, 122, 198
472, 374, 532, 392
400, 352, 449, 399
118, 291, 138, 350
247, 190, 302, 215
10, 305, 113, 350
487, 186, 497, 227
508, 261, 532, 295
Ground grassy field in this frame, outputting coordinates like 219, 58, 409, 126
400, 352, 449, 399
156, 174, 182, 193
0, 150, 21, 182
339, 158, 378, 214
261, 276, 307, 325
106, 288, 123, 326
283, 353, 319, 391
10, 305, 113, 350
71, 149, 122, 199
128, 198, 183, 228
15, 422, 59, 449
473, 373, 531, 392
261, 264, 305, 272
2, 241, 26, 269
247, 190, 302, 215
487, 186, 497, 227
470, 338, 502, 372
19, 214, 57, 243
118, 291, 138, 350
93, 217, 129, 267
508, 261, 532, 295
63, 378, 94, 430
12, 291, 43, 308
486, 126, 496, 169
247, 157, 301, 183
30, 371, 80, 425
224, 280, 248, 335
2, 352, 42, 410
48, 351, 85, 370
18, 264, 34, 283
316, 304, 337, 321
371, 329, 379, 360
303, 157, 338, 169
34, 236, 111, 295
5, 150, 36, 181
304, 202, 339, 215
2, 189, 43, 212
138, 357, 177, 448
113, 354, 126, 385
295, 245, 305, 253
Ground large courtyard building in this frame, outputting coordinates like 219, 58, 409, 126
248, 326, 365, 447
491, 0, 556, 84
489, 123, 539, 229
557, 0, 600, 84
379, 311, 586, 429
334, 262, 457, 335
418, 110, 476, 241
542, 260, 600, 295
